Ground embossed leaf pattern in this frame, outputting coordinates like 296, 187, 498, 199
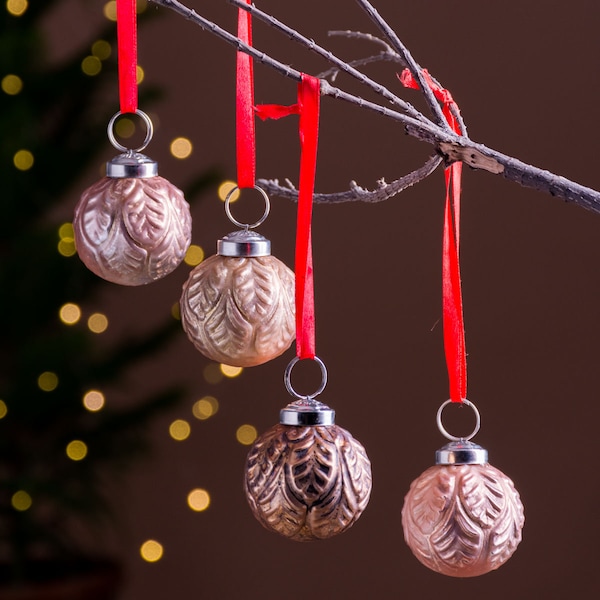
73, 176, 191, 285
402, 464, 524, 577
244, 425, 372, 541
180, 255, 295, 366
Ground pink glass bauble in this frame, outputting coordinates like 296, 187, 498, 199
73, 176, 191, 285
180, 254, 295, 367
244, 423, 372, 541
402, 462, 524, 577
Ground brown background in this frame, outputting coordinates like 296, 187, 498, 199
44, 1, 600, 598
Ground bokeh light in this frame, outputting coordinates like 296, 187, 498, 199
57, 222, 76, 257
0, 400, 7, 419
220, 364, 243, 378
136, 65, 144, 84
192, 396, 219, 420
103, 1, 116, 21
184, 244, 204, 267
81, 55, 102, 76
115, 117, 135, 139
88, 313, 108, 334
140, 540, 163, 563
38, 371, 58, 392
170, 302, 181, 320
137, 0, 148, 13
13, 149, 33, 171
236, 424, 258, 445
59, 303, 81, 325
11, 491, 32, 511
169, 419, 191, 441
83, 390, 105, 412
91, 40, 111, 60
66, 440, 88, 461
187, 489, 211, 512
2, 74, 23, 95
170, 137, 193, 159
6, 0, 28, 17
203, 363, 224, 385
218, 180, 240, 203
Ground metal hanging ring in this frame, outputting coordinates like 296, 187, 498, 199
107, 109, 154, 153
224, 185, 271, 230
284, 356, 328, 401
436, 398, 481, 442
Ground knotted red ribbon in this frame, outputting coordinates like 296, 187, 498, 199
116, 0, 138, 114
401, 68, 466, 403
255, 76, 320, 360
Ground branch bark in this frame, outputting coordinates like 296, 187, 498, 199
148, 0, 600, 214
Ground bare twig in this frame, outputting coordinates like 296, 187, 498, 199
147, 0, 600, 214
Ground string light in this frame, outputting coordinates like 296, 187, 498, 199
218, 180, 240, 203
13, 149, 34, 171
192, 396, 219, 420
91, 40, 112, 60
59, 303, 82, 325
83, 390, 105, 412
236, 424, 258, 446
203, 363, 223, 385
2, 74, 23, 95
81, 56, 102, 76
87, 313, 108, 334
220, 364, 243, 378
0, 400, 7, 419
140, 540, 163, 562
187, 489, 211, 512
38, 371, 58, 392
58, 223, 76, 257
11, 491, 32, 511
170, 137, 193, 159
6, 0, 28, 17
66, 440, 88, 461
169, 419, 191, 441
184, 245, 204, 267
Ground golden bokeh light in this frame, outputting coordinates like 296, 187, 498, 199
87, 313, 108, 334
218, 180, 240, 203
0, 400, 7, 419
58, 239, 77, 257
11, 491, 32, 511
2, 74, 23, 95
137, 0, 148, 13
220, 364, 243, 378
140, 540, 163, 563
58, 222, 74, 240
13, 149, 34, 171
83, 390, 105, 412
170, 137, 193, 159
203, 363, 224, 385
59, 303, 81, 325
6, 0, 28, 17
115, 117, 135, 139
103, 1, 116, 21
136, 65, 144, 84
38, 371, 58, 392
169, 419, 191, 441
236, 424, 258, 446
81, 55, 102, 76
187, 489, 211, 512
170, 302, 181, 320
66, 440, 88, 461
184, 244, 204, 267
91, 40, 111, 60
192, 396, 219, 420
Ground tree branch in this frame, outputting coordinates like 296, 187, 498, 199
147, 0, 600, 214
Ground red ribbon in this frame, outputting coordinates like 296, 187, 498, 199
255, 75, 321, 360
401, 68, 466, 403
236, 0, 256, 188
116, 0, 138, 114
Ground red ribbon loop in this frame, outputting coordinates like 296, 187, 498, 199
116, 0, 138, 114
236, 0, 256, 189
401, 68, 466, 403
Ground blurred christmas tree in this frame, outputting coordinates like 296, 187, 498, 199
0, 0, 214, 588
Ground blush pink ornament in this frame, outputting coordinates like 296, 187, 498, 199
401, 400, 524, 577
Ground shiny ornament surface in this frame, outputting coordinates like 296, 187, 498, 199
180, 254, 295, 366
244, 424, 372, 541
402, 463, 524, 577
74, 176, 191, 285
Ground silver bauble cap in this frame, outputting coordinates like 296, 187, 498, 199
435, 440, 488, 465
106, 151, 158, 178
217, 229, 271, 257
280, 398, 335, 426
